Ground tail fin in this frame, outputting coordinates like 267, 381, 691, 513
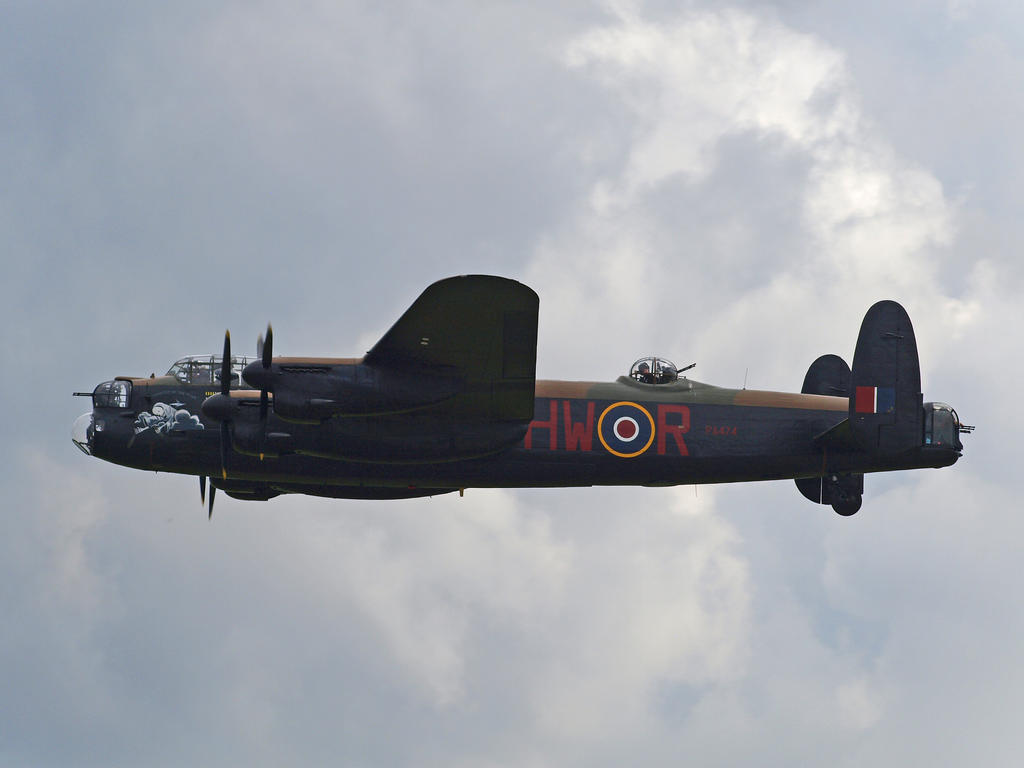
849, 300, 922, 455
796, 353, 862, 515
801, 353, 851, 397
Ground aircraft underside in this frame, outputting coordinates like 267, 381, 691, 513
72, 275, 969, 515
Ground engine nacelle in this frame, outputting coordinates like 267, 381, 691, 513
246, 360, 462, 423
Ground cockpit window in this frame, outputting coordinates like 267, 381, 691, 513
629, 357, 692, 385
166, 355, 253, 386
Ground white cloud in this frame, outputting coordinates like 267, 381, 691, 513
527, 487, 749, 740
564, 5, 852, 199
835, 677, 884, 731
529, 3, 983, 397
281, 489, 574, 706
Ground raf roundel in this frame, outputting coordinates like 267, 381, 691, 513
598, 401, 655, 458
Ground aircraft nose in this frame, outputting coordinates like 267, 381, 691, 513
72, 412, 94, 455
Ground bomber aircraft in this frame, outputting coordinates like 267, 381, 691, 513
72, 275, 971, 516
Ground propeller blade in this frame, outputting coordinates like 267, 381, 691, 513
220, 330, 232, 396
256, 332, 264, 360
262, 324, 273, 369
214, 330, 233, 480
258, 325, 273, 457
258, 387, 269, 461
220, 421, 229, 480
200, 475, 206, 506
208, 484, 216, 519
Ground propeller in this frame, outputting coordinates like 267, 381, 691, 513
218, 330, 232, 480
259, 324, 272, 424
200, 330, 237, 510
253, 325, 273, 459
200, 474, 218, 518
200, 326, 274, 515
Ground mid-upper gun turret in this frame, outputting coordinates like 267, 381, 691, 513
629, 357, 695, 385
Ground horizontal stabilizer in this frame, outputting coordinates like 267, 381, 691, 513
811, 417, 860, 452
849, 300, 922, 454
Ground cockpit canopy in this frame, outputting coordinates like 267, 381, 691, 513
166, 355, 256, 387
629, 356, 693, 385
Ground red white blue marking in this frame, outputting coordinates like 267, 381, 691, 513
598, 402, 655, 457
855, 385, 896, 414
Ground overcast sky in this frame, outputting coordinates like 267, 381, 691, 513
3, 1, 1022, 765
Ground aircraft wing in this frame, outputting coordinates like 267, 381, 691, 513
365, 275, 539, 422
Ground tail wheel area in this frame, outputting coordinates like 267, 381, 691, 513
795, 472, 864, 516
832, 496, 862, 516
